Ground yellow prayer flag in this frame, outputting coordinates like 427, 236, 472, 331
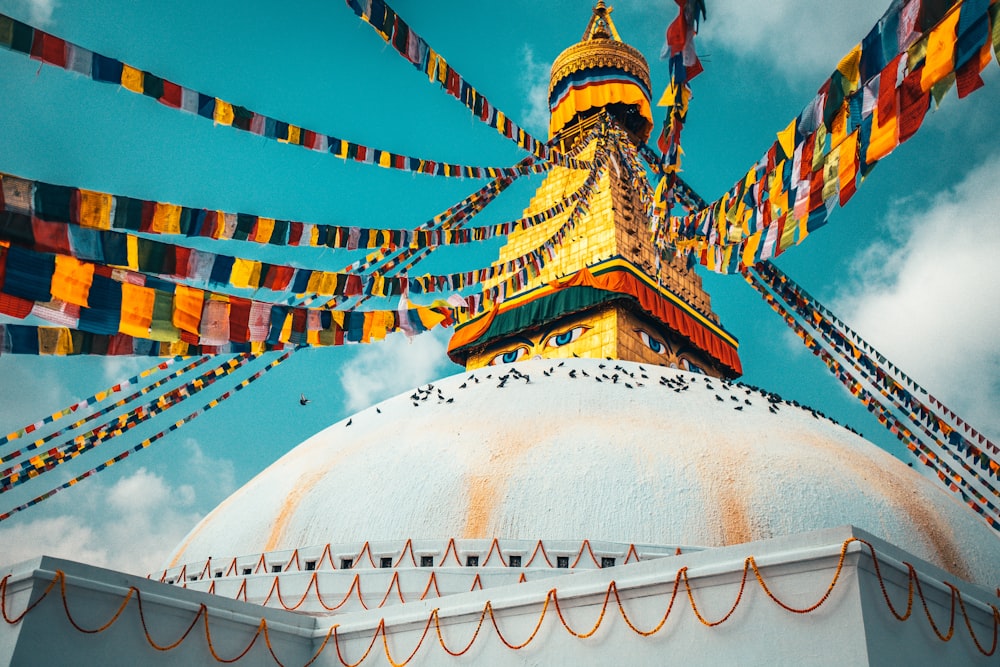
417, 307, 446, 330
152, 203, 183, 234
119, 283, 155, 338
836, 44, 862, 92
992, 4, 1000, 67
776, 119, 796, 159
120, 64, 144, 93
279, 310, 292, 342
378, 151, 391, 168
38, 327, 73, 355
214, 99, 235, 126
811, 125, 828, 172
125, 235, 139, 270
657, 82, 678, 107
254, 217, 275, 243
821, 151, 840, 201
921, 8, 960, 92
51, 255, 94, 307
77, 190, 113, 229
865, 97, 898, 163
230, 258, 261, 289
172, 284, 204, 334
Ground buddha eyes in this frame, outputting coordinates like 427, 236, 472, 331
486, 325, 590, 365
489, 346, 529, 365
546, 326, 589, 348
636, 329, 667, 354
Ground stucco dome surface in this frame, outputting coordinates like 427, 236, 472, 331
168, 359, 1000, 587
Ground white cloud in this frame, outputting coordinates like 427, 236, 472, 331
0, 438, 237, 575
338, 329, 457, 412
834, 155, 1000, 437
15, 0, 58, 26
694, 0, 885, 82
520, 45, 552, 136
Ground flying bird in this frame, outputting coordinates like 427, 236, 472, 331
299, 394, 310, 406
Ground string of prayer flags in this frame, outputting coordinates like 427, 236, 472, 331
0, 350, 293, 522
0, 245, 459, 350
0, 356, 213, 466
0, 13, 561, 180
744, 265, 1000, 531
0, 170, 552, 255
750, 260, 1000, 483
0, 323, 289, 357
343, 0, 585, 170
0, 354, 255, 492
652, 0, 998, 274
745, 262, 1000, 525
0, 356, 179, 448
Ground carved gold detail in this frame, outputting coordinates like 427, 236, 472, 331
549, 40, 650, 96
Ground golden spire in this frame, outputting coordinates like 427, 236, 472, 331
447, 3, 741, 378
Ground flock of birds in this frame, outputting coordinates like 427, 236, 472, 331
296, 359, 864, 442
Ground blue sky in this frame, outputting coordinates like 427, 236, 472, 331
0, 0, 998, 573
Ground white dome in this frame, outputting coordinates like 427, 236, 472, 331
168, 359, 1000, 587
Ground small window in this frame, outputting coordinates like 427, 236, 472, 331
420, 556, 434, 567
242, 568, 251, 576
167, 579, 175, 585
557, 556, 569, 569
601, 557, 616, 568
380, 557, 393, 569
508, 555, 522, 567
271, 565, 282, 573
466, 555, 479, 567
189, 575, 198, 581
305, 561, 316, 571
341, 558, 353, 570
214, 571, 222, 578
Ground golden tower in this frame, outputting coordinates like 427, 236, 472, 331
448, 2, 740, 378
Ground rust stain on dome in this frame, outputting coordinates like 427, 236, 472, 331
803, 431, 971, 581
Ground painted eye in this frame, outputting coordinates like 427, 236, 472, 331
637, 329, 666, 354
546, 326, 589, 348
489, 346, 529, 366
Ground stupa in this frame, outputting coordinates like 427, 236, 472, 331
2, 3, 998, 665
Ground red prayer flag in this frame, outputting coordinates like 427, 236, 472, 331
30, 32, 67, 67
897, 70, 928, 143
160, 81, 183, 108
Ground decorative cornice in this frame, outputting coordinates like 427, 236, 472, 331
549, 39, 651, 97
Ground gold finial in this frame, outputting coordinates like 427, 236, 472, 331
583, 1, 621, 41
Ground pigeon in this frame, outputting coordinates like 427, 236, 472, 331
734, 406, 743, 411
446, 398, 454, 403
715, 395, 724, 402
459, 383, 467, 389
558, 362, 565, 367
543, 370, 551, 376
581, 370, 589, 377
376, 407, 381, 414
299, 394, 310, 406
346, 419, 353, 426
744, 399, 752, 406
624, 383, 633, 389
569, 370, 577, 378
